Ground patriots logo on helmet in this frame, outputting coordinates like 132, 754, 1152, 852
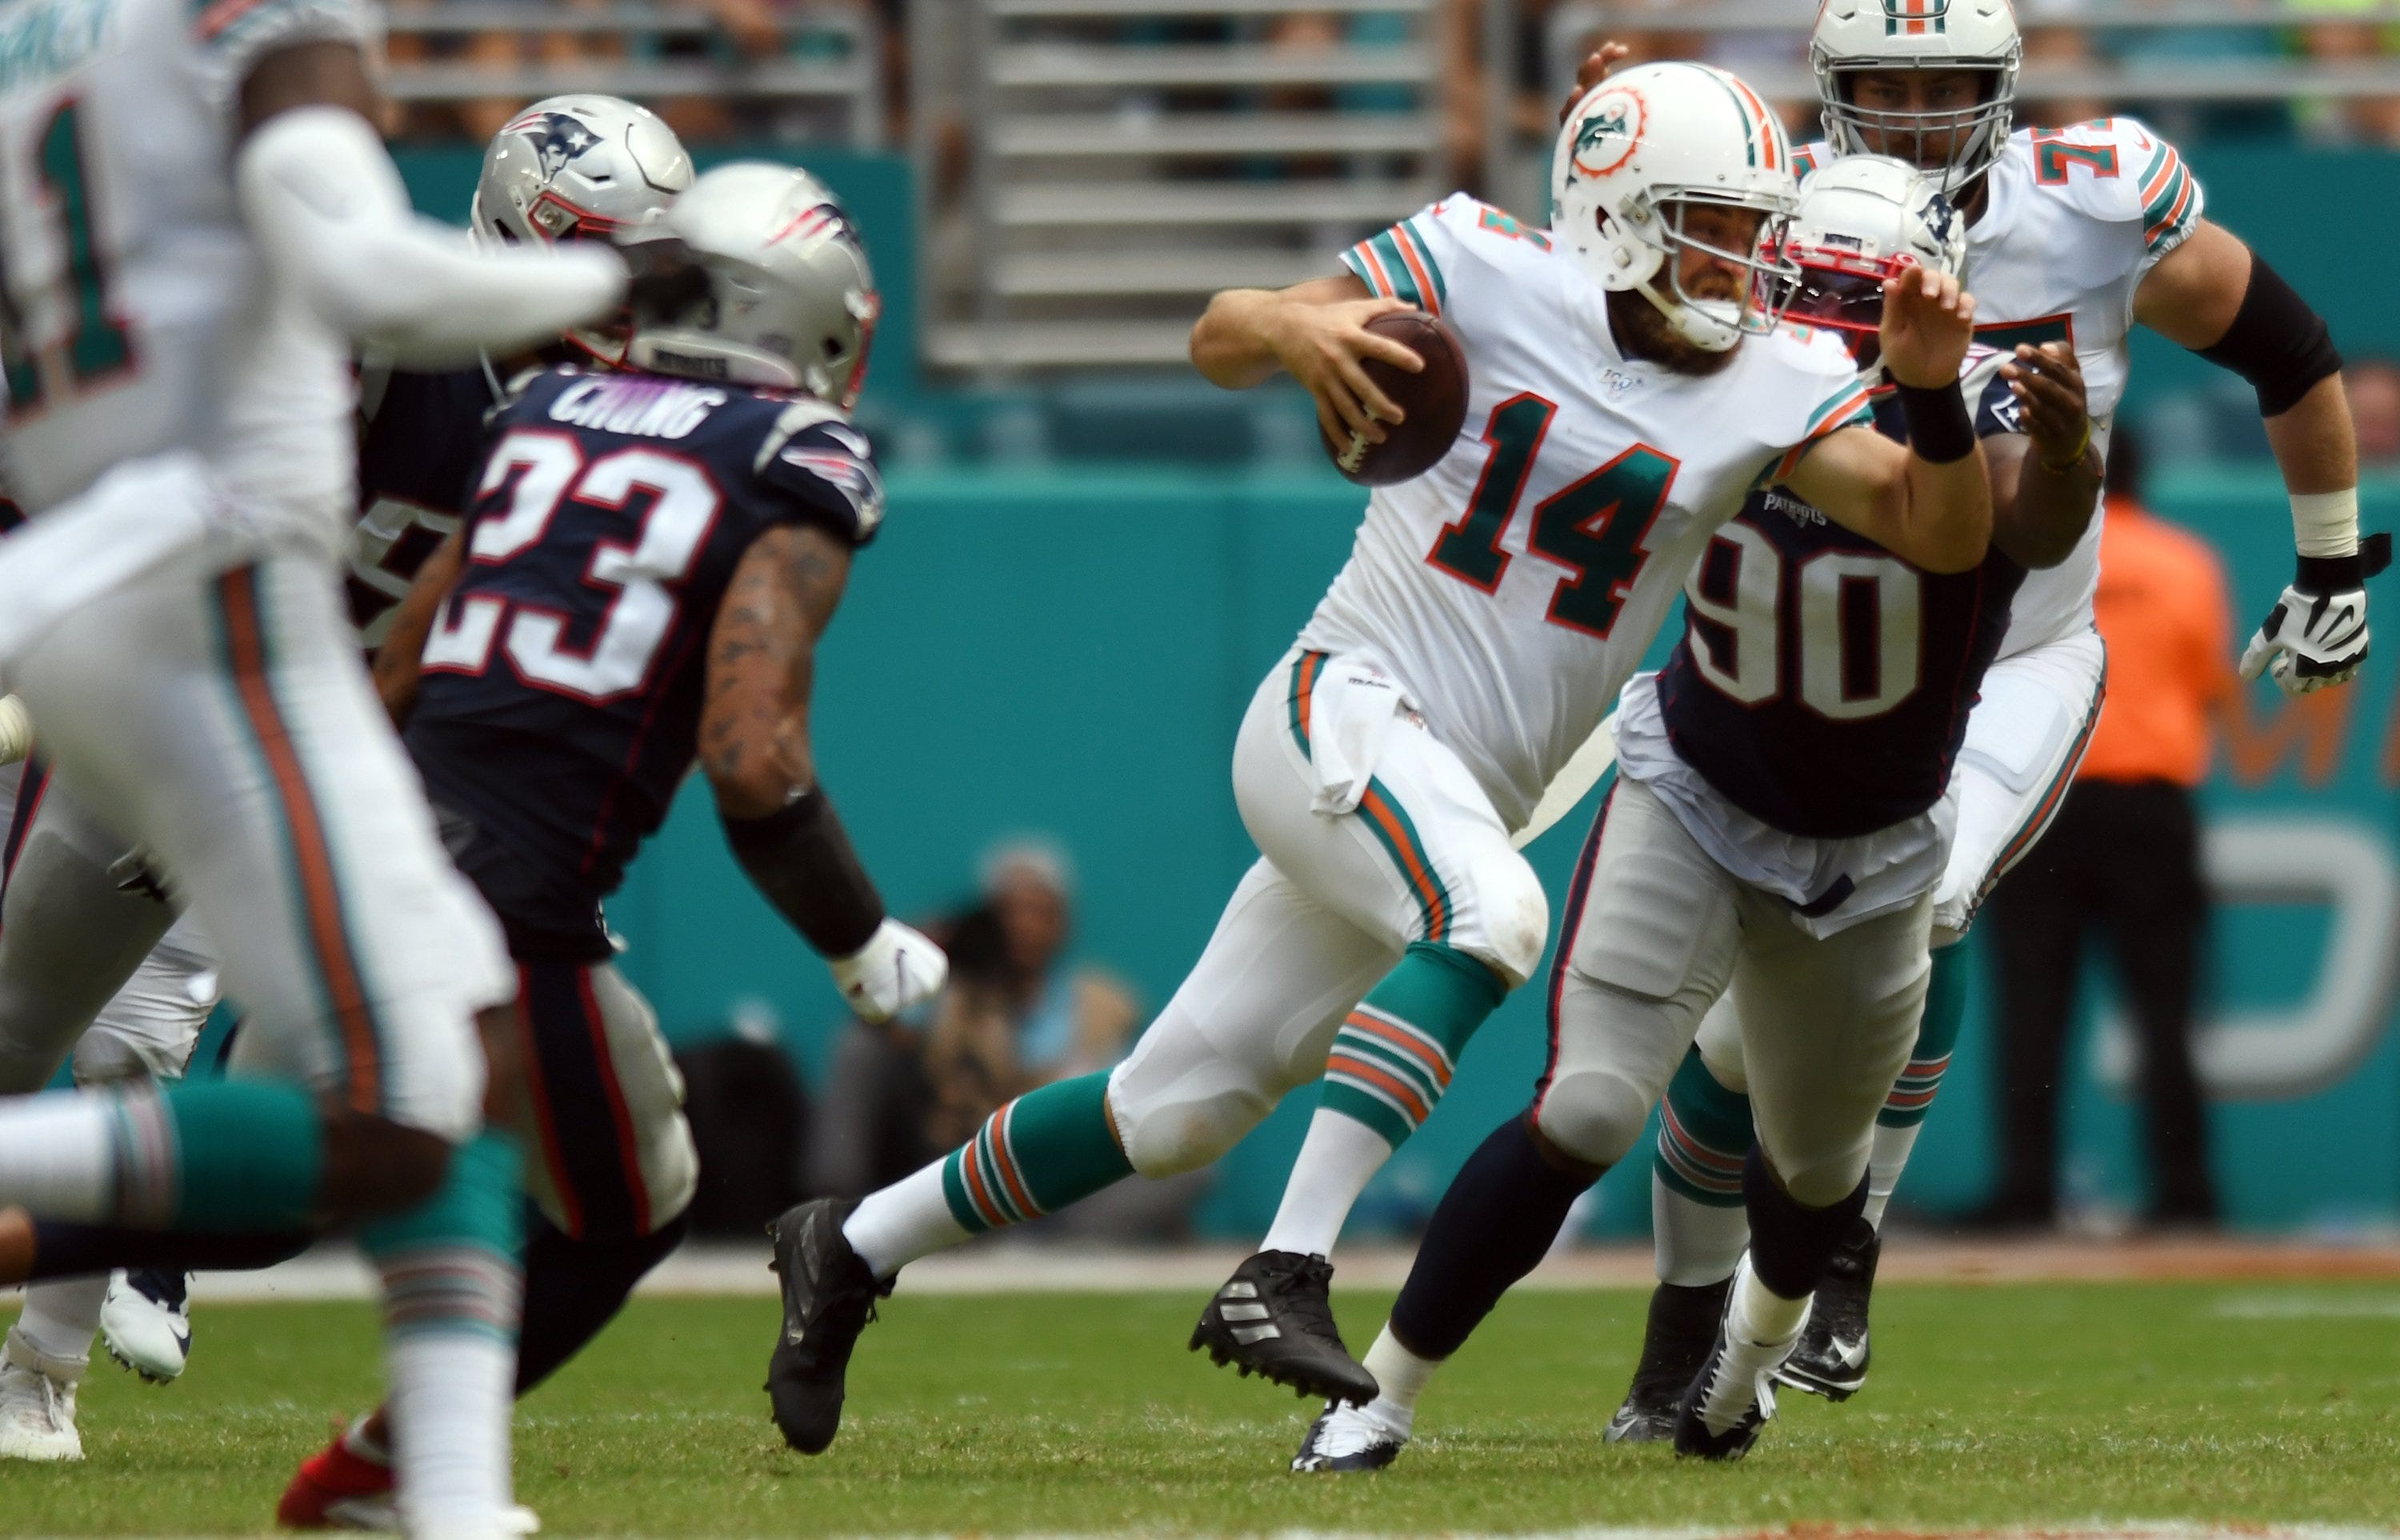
1570, 89, 1645, 178
509, 111, 605, 181
1920, 191, 1960, 248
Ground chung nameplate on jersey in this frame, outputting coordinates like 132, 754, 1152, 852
547, 378, 727, 440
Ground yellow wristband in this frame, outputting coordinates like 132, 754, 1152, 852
2039, 416, 2094, 474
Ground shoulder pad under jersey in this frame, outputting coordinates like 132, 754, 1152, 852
756, 402, 885, 546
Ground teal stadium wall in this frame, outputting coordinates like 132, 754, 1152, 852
387, 145, 2400, 1237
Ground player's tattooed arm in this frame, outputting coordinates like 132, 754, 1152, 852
700, 522, 853, 818
370, 529, 465, 724
1190, 276, 1423, 446
1986, 342, 2101, 570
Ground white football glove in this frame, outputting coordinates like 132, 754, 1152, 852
828, 918, 948, 1023
2239, 534, 2391, 696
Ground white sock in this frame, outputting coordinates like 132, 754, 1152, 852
1727, 1256, 1809, 1346
0, 1093, 118, 1222
1652, 1174, 1749, 1288
844, 1158, 969, 1280
386, 1330, 515, 1537
1862, 1122, 1920, 1231
1258, 1110, 1394, 1260
1360, 1325, 1442, 1424
14, 1274, 107, 1367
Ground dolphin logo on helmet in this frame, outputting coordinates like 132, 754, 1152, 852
1550, 62, 1801, 354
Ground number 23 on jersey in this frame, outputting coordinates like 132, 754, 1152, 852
423, 428, 719, 702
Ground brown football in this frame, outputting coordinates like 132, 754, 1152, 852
1323, 310, 1470, 486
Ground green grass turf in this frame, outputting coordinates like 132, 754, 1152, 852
5, 1280, 2398, 1535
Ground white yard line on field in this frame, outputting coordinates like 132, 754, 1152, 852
5, 1238, 2398, 1307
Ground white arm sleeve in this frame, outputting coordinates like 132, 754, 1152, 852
235, 106, 627, 367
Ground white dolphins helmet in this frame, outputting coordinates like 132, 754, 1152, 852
1778, 154, 1966, 341
622, 162, 879, 407
1811, 0, 2024, 194
470, 95, 695, 365
1551, 61, 1802, 354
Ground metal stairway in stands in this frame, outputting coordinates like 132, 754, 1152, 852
920, 0, 1458, 373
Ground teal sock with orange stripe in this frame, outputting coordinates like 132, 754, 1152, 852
1260, 943, 1507, 1258
1651, 1046, 1752, 1208
1317, 942, 1504, 1150
1649, 1046, 1756, 1287
107, 1079, 328, 1232
1879, 938, 1966, 1130
939, 1072, 1133, 1237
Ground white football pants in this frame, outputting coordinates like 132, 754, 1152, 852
1690, 626, 2107, 1090
1105, 649, 1544, 1176
0, 766, 218, 1095
2, 463, 509, 1142
1534, 776, 1931, 1206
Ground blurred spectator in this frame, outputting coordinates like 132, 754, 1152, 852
921, 841, 1140, 1146
1979, 428, 2227, 1230
2020, 20, 2111, 128
386, 0, 615, 143
2344, 357, 2400, 466
2291, 0, 2400, 146
809, 838, 1147, 1211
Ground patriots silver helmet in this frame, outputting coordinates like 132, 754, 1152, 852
472, 95, 694, 365
1811, 0, 2023, 194
1778, 154, 1966, 339
622, 162, 878, 407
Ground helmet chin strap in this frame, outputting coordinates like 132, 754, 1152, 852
1635, 276, 1742, 354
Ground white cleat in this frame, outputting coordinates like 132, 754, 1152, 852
101, 1268, 192, 1384
1291, 1396, 1411, 1473
0, 1328, 86, 1462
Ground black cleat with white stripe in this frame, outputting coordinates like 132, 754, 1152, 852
1190, 1250, 1379, 1407
1776, 1217, 1878, 1402
764, 1198, 891, 1454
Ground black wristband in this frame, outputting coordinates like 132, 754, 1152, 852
1896, 381, 1976, 465
722, 787, 886, 958
2294, 531, 2394, 595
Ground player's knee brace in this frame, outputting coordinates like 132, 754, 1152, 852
1532, 1060, 1658, 1171
1457, 847, 1550, 990
1106, 1038, 1278, 1178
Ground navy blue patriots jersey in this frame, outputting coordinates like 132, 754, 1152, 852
404, 366, 883, 958
353, 366, 501, 644
1656, 366, 2027, 840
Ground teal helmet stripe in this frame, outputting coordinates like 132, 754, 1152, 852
1695, 66, 1761, 167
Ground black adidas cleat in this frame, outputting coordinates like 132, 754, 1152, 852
764, 1198, 890, 1454
1190, 1250, 1379, 1407
1776, 1217, 1878, 1402
1291, 1401, 1408, 1473
1604, 1277, 1731, 1444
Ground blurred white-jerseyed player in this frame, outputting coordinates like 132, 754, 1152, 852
0, 0, 623, 1530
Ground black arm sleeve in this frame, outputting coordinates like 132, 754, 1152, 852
2196, 254, 2342, 418
722, 788, 886, 958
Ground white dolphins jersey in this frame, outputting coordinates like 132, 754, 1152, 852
1797, 119, 2205, 654
1311, 194, 1875, 831
0, 0, 370, 524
